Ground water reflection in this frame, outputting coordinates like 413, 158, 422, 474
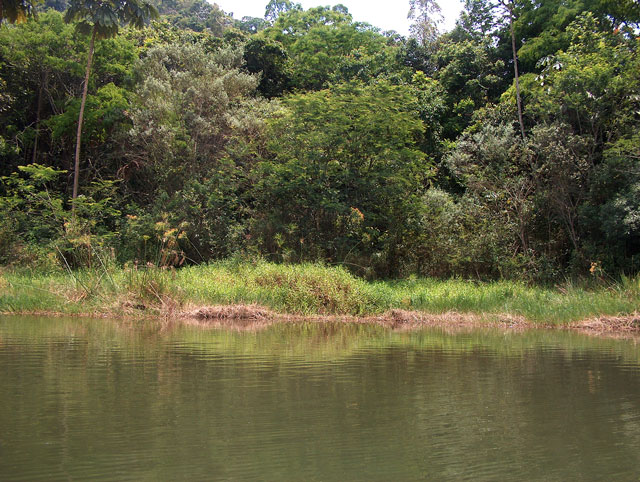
1, 316, 640, 480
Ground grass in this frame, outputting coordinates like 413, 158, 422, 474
0, 259, 639, 325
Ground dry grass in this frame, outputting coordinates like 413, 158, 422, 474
186, 304, 271, 321
177, 306, 529, 332
571, 313, 640, 334
376, 309, 529, 330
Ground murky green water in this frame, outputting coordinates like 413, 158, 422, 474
1, 316, 640, 480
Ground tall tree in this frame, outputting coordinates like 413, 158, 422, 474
64, 0, 157, 204
264, 0, 300, 23
459, 0, 524, 137
408, 0, 442, 46
498, 0, 525, 138
513, 0, 640, 70
261, 5, 390, 91
459, 0, 499, 39
254, 81, 428, 276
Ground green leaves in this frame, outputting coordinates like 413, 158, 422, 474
17, 163, 66, 183
47, 82, 130, 143
251, 81, 429, 275
0, 163, 67, 246
64, 0, 158, 39
523, 14, 639, 145
260, 5, 395, 91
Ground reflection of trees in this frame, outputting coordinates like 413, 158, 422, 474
1, 317, 640, 478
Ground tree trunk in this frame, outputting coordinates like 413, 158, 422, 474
508, 6, 525, 139
72, 27, 97, 206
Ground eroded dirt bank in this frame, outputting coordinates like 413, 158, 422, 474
181, 305, 640, 337
4, 304, 640, 338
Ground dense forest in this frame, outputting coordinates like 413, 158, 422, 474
1, 0, 639, 281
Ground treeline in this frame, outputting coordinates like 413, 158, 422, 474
0, 0, 639, 281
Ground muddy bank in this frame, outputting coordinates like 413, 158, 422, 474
180, 304, 640, 337
569, 314, 640, 337
3, 304, 640, 337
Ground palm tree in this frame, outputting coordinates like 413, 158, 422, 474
64, 0, 158, 204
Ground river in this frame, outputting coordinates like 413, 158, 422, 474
1, 316, 640, 480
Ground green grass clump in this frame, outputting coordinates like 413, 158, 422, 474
384, 278, 639, 324
1, 261, 639, 324
175, 260, 386, 315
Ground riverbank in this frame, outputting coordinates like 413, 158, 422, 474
181, 306, 640, 337
1, 261, 639, 332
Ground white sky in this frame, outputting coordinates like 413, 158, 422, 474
211, 0, 464, 36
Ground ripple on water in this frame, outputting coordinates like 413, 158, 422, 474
1, 316, 640, 480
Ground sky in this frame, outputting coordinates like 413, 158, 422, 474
211, 0, 464, 36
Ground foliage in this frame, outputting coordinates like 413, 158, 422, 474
0, 11, 84, 173
64, 0, 158, 202
1, 0, 640, 284
408, 0, 442, 46
47, 82, 131, 152
523, 15, 639, 147
64, 0, 158, 40
581, 132, 640, 272
251, 81, 428, 277
0, 163, 120, 268
122, 42, 268, 194
261, 5, 393, 90
513, 0, 640, 71
242, 36, 291, 98
401, 188, 523, 279
434, 37, 506, 138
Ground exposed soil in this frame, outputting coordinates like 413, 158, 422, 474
180, 304, 639, 337
4, 304, 640, 338
187, 305, 271, 321
569, 314, 640, 337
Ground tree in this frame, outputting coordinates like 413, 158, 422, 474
496, 0, 524, 138
243, 37, 291, 97
0, 0, 38, 23
583, 132, 640, 272
447, 122, 533, 252
408, 0, 442, 46
123, 42, 268, 196
120, 42, 272, 261
261, 5, 390, 90
64, 0, 157, 204
524, 14, 639, 150
513, 0, 640, 71
0, 9, 140, 183
455, 0, 525, 137
434, 38, 506, 138
458, 0, 499, 40
253, 81, 428, 276
0, 11, 81, 174
237, 16, 268, 34
264, 0, 300, 23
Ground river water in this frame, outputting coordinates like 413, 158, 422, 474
1, 316, 640, 480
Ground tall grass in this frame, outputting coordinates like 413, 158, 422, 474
174, 261, 385, 315
1, 260, 639, 324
